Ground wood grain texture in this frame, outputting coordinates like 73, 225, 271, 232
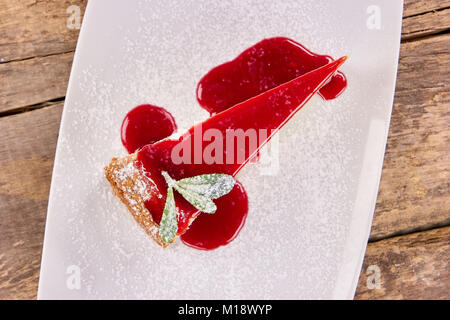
403, 0, 450, 17
0, 0, 86, 63
0, 103, 63, 299
0, 0, 449, 299
0, 52, 73, 113
355, 227, 450, 299
402, 7, 450, 40
370, 33, 450, 240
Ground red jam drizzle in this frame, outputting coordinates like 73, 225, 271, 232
135, 57, 346, 246
181, 181, 248, 250
120, 38, 347, 250
121, 104, 177, 153
317, 71, 347, 100
197, 37, 347, 115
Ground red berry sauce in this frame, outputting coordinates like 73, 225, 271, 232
181, 181, 248, 250
197, 37, 347, 115
120, 38, 347, 250
121, 104, 177, 153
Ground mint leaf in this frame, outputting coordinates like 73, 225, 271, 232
160, 171, 236, 224
172, 184, 217, 214
177, 174, 236, 199
159, 187, 177, 244
161, 171, 176, 188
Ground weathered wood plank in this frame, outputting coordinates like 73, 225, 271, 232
0, 103, 63, 299
355, 226, 450, 299
0, 52, 73, 113
402, 0, 450, 39
370, 33, 450, 240
402, 8, 450, 40
403, 0, 450, 17
0, 0, 86, 63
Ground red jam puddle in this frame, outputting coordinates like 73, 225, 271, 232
181, 181, 248, 250
120, 37, 347, 250
121, 104, 177, 154
197, 37, 347, 115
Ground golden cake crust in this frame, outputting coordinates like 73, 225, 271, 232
104, 153, 174, 248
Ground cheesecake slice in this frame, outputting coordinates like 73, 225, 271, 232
105, 57, 347, 247
105, 153, 173, 247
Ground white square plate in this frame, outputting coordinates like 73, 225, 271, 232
38, 0, 403, 299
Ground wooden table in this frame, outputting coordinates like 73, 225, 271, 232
0, 0, 449, 300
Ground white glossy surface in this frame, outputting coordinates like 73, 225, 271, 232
38, 0, 403, 299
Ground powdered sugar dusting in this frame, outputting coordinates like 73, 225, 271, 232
116, 160, 153, 202
106, 155, 162, 241
39, 0, 402, 300
178, 174, 236, 200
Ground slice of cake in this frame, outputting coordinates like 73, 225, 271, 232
105, 153, 172, 247
105, 57, 347, 247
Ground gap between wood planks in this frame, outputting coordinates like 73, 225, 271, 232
0, 97, 65, 117
0, 48, 75, 65
1, 26, 448, 118
402, 28, 450, 44
368, 223, 449, 244
402, 21, 450, 42
403, 5, 450, 19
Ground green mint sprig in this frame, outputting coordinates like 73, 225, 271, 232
158, 187, 177, 244
158, 171, 236, 244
